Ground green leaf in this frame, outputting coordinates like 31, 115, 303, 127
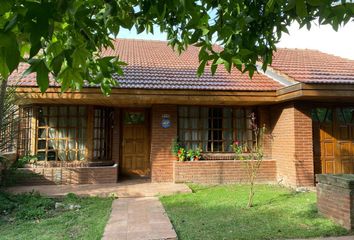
232, 57, 243, 71
296, 0, 308, 18
307, 0, 324, 7
211, 63, 218, 75
23, 59, 50, 93
224, 60, 231, 73
58, 67, 83, 92
71, 47, 90, 69
0, 49, 9, 79
197, 60, 207, 77
266, 0, 275, 14
0, 32, 20, 74
36, 62, 50, 93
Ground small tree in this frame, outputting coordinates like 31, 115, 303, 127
232, 112, 265, 208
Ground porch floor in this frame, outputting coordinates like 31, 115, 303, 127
6, 179, 192, 198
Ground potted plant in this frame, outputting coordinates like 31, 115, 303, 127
186, 149, 195, 161
194, 148, 202, 161
177, 148, 186, 161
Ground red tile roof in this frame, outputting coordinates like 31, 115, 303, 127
271, 48, 354, 84
8, 39, 354, 91
8, 39, 281, 91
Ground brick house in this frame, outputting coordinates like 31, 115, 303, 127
7, 39, 354, 187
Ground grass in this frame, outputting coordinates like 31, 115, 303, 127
160, 184, 350, 240
0, 191, 113, 240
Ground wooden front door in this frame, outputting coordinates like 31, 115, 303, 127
313, 107, 354, 174
121, 109, 150, 177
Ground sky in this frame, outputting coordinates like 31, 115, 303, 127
119, 21, 354, 60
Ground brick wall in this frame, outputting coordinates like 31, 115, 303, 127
294, 104, 314, 186
15, 165, 118, 185
271, 103, 314, 187
174, 160, 277, 184
317, 175, 354, 230
150, 105, 177, 182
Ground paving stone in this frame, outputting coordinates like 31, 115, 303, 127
103, 197, 177, 240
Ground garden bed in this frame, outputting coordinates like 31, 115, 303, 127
173, 159, 276, 184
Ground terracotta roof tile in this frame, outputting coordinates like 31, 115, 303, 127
9, 39, 354, 91
271, 49, 354, 84
8, 39, 281, 91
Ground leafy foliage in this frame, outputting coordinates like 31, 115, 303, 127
0, 0, 354, 94
0, 191, 55, 220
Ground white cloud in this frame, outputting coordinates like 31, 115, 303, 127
277, 21, 354, 60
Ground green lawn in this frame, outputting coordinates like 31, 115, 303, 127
161, 184, 350, 240
0, 191, 113, 240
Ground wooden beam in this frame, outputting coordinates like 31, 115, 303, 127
14, 83, 354, 106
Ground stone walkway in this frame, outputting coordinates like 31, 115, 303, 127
102, 197, 177, 240
6, 179, 191, 198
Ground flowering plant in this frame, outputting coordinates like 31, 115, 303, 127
177, 148, 186, 161
186, 148, 202, 161
231, 140, 244, 160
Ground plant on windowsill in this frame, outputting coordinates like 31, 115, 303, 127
231, 112, 265, 208
187, 148, 202, 161
177, 148, 186, 161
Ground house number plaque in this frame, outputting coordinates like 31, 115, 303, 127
161, 114, 171, 129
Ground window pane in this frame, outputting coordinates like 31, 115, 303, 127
78, 128, 86, 139
37, 140, 46, 150
48, 139, 57, 150
48, 128, 56, 138
68, 129, 76, 139
189, 107, 199, 117
58, 151, 66, 161
38, 128, 46, 138
37, 151, 45, 161
59, 107, 67, 116
93, 108, 113, 161
59, 118, 67, 127
50, 107, 58, 116
58, 140, 66, 149
59, 129, 66, 138
177, 106, 253, 153
79, 107, 86, 116
48, 117, 57, 127
78, 150, 86, 161
179, 107, 188, 117
47, 151, 56, 161
34, 105, 88, 162
68, 150, 76, 161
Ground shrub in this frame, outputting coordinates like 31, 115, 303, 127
0, 191, 55, 220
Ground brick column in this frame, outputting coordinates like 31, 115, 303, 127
294, 104, 314, 186
271, 102, 314, 187
150, 105, 177, 182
